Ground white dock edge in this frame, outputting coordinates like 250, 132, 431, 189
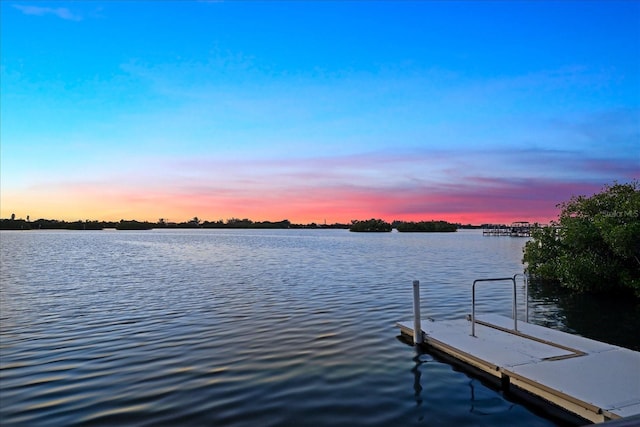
397, 314, 640, 424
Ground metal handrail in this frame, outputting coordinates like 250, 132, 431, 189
471, 277, 517, 337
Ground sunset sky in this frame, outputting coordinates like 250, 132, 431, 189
1, 1, 638, 225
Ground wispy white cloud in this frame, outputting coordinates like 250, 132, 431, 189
13, 5, 82, 21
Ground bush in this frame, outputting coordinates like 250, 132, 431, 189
523, 181, 640, 297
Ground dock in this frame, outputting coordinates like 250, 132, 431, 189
397, 279, 640, 424
482, 221, 542, 237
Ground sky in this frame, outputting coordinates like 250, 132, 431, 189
1, 1, 638, 225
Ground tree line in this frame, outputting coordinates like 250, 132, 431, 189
0, 217, 351, 230
349, 219, 458, 232
1, 216, 464, 232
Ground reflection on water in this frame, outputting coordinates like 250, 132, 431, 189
407, 345, 552, 427
528, 281, 640, 351
467, 379, 514, 416
0, 229, 636, 426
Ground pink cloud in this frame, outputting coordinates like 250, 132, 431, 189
5, 146, 633, 225
115, 177, 594, 225
4, 177, 612, 225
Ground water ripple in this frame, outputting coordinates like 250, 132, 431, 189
0, 229, 584, 426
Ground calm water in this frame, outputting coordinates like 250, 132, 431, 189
1, 229, 637, 426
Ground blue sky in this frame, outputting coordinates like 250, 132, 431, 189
1, 1, 638, 224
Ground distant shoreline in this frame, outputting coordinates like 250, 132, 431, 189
1, 217, 483, 231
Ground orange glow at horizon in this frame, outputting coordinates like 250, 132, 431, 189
1, 182, 563, 225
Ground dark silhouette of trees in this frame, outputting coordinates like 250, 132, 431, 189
115, 220, 154, 230
349, 218, 392, 232
200, 218, 291, 229
0, 218, 28, 230
1, 215, 457, 233
395, 220, 457, 232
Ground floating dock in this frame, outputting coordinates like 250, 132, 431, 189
397, 279, 640, 424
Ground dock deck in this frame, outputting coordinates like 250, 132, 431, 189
397, 313, 640, 424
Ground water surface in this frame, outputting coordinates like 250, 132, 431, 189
1, 229, 635, 426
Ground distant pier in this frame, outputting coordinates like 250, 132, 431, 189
482, 221, 541, 237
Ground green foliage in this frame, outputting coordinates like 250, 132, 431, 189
396, 220, 457, 232
349, 218, 392, 232
523, 181, 640, 297
522, 226, 562, 280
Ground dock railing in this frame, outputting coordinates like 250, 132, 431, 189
471, 274, 528, 337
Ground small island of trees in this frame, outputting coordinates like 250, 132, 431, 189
349, 218, 393, 232
348, 219, 459, 232
395, 220, 457, 232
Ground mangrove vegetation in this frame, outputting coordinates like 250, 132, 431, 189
523, 181, 640, 298
349, 219, 393, 232
1, 216, 461, 232
0, 217, 350, 230
395, 220, 457, 232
